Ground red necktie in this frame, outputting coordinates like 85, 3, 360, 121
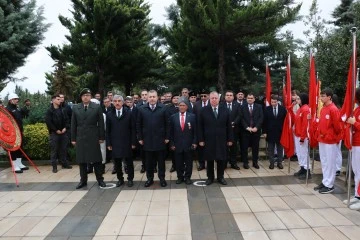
181, 113, 185, 131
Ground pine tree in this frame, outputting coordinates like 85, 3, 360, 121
0, 0, 49, 91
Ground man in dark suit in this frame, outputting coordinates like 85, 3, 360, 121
136, 89, 148, 108
169, 97, 197, 184
106, 95, 136, 187
235, 89, 246, 106
198, 91, 233, 185
166, 95, 180, 172
137, 90, 169, 187
71, 88, 106, 189
239, 93, 264, 169
263, 95, 286, 169
223, 90, 241, 170
188, 91, 197, 113
193, 89, 209, 171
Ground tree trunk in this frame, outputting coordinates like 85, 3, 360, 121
97, 65, 105, 95
125, 81, 131, 96
217, 40, 226, 95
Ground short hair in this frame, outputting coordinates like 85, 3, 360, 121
271, 94, 279, 101
299, 93, 309, 105
209, 91, 219, 96
125, 96, 133, 101
148, 90, 158, 95
103, 97, 109, 101
95, 92, 101, 95
291, 90, 300, 96
107, 91, 113, 95
140, 89, 148, 94
320, 88, 333, 98
247, 92, 255, 97
181, 88, 189, 92
225, 90, 234, 95
52, 94, 61, 100
113, 95, 123, 101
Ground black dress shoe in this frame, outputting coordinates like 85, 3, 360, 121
52, 167, 58, 173
127, 180, 134, 187
218, 178, 227, 185
197, 165, 205, 171
160, 180, 167, 187
269, 162, 274, 169
15, 169, 23, 173
154, 168, 158, 173
76, 182, 87, 189
116, 179, 124, 187
98, 181, 106, 187
185, 178, 193, 185
111, 169, 116, 174
144, 179, 154, 187
21, 166, 29, 170
205, 179, 214, 185
277, 162, 284, 169
253, 162, 260, 169
140, 166, 145, 173
176, 178, 183, 184
243, 164, 250, 169
231, 164, 240, 170
170, 166, 176, 172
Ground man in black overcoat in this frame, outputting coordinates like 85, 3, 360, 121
239, 93, 264, 169
198, 91, 233, 185
137, 90, 170, 187
71, 88, 106, 189
106, 95, 136, 187
263, 95, 286, 169
169, 97, 197, 185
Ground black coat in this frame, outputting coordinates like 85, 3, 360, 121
166, 104, 179, 120
6, 103, 23, 132
45, 104, 70, 134
198, 105, 234, 161
222, 101, 241, 133
263, 105, 286, 142
239, 103, 264, 135
106, 108, 136, 158
136, 103, 169, 151
71, 102, 105, 164
169, 112, 197, 152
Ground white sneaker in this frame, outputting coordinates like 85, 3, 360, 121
343, 197, 360, 205
12, 161, 23, 173
349, 201, 360, 210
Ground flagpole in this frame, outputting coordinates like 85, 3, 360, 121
306, 50, 313, 186
347, 27, 357, 208
287, 54, 291, 174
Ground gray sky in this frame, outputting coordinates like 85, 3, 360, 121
0, 0, 340, 98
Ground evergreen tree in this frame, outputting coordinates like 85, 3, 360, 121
0, 0, 49, 91
332, 0, 354, 27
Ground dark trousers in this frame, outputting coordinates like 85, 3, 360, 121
241, 133, 260, 164
114, 157, 134, 180
267, 140, 284, 163
50, 133, 68, 166
227, 132, 238, 165
170, 150, 176, 168
79, 162, 104, 183
207, 160, 225, 180
175, 151, 193, 179
145, 150, 165, 180
197, 146, 206, 167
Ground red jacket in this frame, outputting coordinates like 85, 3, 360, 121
352, 107, 360, 146
294, 104, 310, 140
316, 103, 341, 144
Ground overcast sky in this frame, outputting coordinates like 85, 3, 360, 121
0, 0, 340, 98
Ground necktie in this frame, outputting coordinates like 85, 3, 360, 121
180, 113, 185, 131
84, 106, 87, 112
273, 107, 277, 117
117, 110, 120, 118
228, 103, 232, 111
151, 105, 155, 111
213, 107, 218, 118
203, 102, 206, 107
249, 105, 253, 127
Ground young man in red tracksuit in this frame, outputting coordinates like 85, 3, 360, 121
344, 88, 360, 209
292, 93, 311, 180
314, 89, 342, 194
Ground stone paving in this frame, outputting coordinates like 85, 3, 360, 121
0, 159, 360, 240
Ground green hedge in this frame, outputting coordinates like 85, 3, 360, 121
23, 123, 50, 160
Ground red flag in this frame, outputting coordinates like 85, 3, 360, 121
341, 56, 356, 150
280, 55, 295, 158
265, 63, 272, 106
309, 54, 318, 148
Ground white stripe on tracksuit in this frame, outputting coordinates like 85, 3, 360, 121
294, 136, 309, 170
352, 146, 360, 197
336, 140, 342, 172
319, 142, 337, 188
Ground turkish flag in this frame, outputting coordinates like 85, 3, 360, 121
265, 63, 272, 106
280, 55, 295, 158
309, 54, 318, 148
